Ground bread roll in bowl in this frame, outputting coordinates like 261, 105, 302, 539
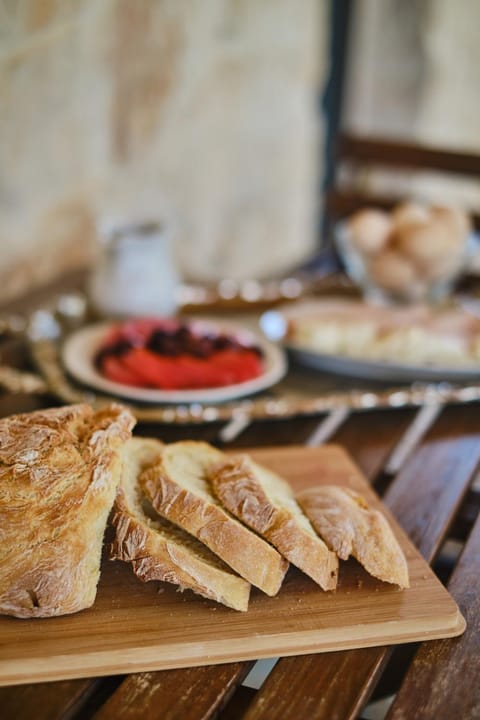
339, 201, 471, 303
391, 202, 431, 232
347, 209, 392, 255
369, 250, 418, 295
431, 205, 472, 242
394, 220, 465, 277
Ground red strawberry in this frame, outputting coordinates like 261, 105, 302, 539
101, 356, 148, 387
121, 348, 187, 389
176, 356, 234, 388
211, 350, 263, 383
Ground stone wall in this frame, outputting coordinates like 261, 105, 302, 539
0, 0, 326, 303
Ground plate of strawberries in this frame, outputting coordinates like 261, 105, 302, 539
62, 317, 287, 403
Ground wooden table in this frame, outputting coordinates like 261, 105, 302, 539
0, 280, 479, 720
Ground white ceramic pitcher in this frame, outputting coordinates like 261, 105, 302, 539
88, 220, 179, 318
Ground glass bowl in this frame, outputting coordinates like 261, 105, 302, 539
334, 205, 471, 305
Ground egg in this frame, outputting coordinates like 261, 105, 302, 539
369, 249, 418, 295
347, 209, 392, 255
392, 202, 432, 232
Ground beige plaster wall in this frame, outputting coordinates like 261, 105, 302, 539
343, 0, 480, 212
345, 0, 480, 152
0, 0, 326, 303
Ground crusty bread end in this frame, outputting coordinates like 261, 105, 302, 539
0, 403, 135, 618
297, 485, 409, 588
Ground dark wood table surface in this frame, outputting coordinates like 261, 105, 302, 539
0, 276, 479, 720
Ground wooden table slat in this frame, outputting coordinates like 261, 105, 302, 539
0, 679, 98, 720
330, 408, 416, 480
91, 663, 254, 720
450, 486, 480, 540
241, 648, 389, 720
384, 407, 480, 562
228, 416, 331, 450
387, 512, 480, 720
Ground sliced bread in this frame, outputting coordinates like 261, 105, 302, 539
110, 437, 250, 611
297, 485, 409, 588
140, 441, 289, 596
209, 455, 339, 591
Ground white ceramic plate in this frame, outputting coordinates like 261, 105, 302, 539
62, 321, 287, 404
260, 309, 480, 383
285, 347, 480, 382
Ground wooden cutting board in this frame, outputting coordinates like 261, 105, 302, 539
0, 444, 465, 687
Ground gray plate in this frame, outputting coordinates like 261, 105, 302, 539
288, 345, 480, 383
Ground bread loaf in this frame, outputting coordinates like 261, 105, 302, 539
140, 441, 289, 596
0, 403, 135, 618
297, 485, 409, 588
111, 437, 250, 611
209, 455, 339, 591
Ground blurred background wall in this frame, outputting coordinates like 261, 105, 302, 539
345, 0, 480, 151
343, 0, 480, 211
0, 0, 479, 304
0, 0, 326, 301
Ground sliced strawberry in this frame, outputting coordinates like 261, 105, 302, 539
121, 348, 187, 389
175, 356, 234, 388
211, 350, 263, 382
101, 356, 148, 387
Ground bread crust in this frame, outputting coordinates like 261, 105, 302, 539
0, 403, 135, 618
140, 441, 289, 596
297, 485, 409, 588
111, 437, 250, 611
209, 456, 339, 591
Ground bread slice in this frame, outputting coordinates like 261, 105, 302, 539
140, 441, 289, 596
110, 437, 250, 611
297, 485, 409, 588
209, 455, 339, 591
0, 403, 135, 618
